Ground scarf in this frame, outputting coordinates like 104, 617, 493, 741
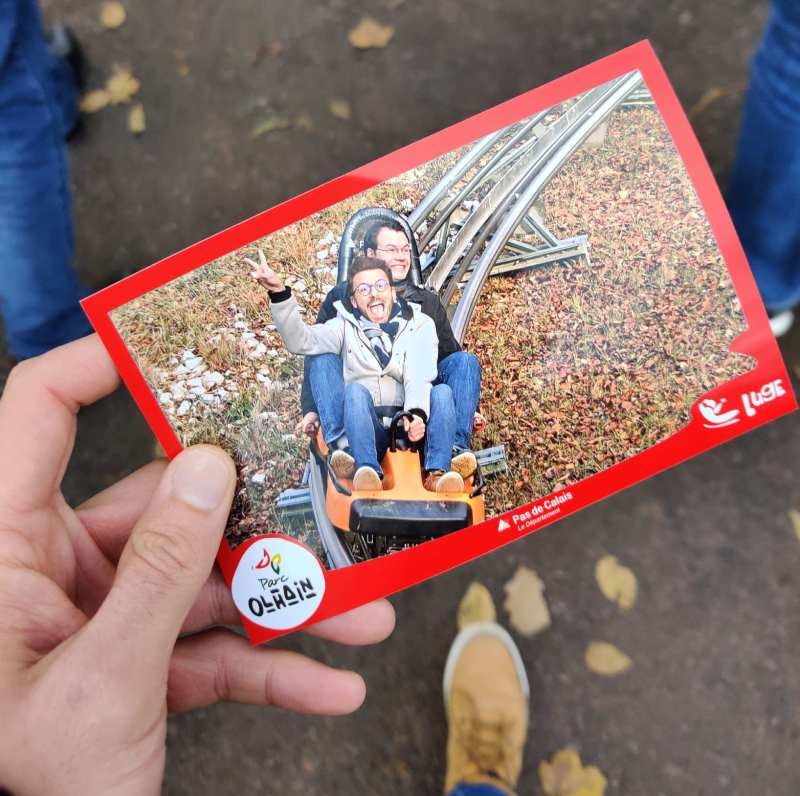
355, 303, 401, 367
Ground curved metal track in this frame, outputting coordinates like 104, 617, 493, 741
308, 70, 644, 568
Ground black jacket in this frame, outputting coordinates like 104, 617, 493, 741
299, 282, 460, 414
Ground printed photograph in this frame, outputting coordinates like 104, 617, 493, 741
110, 71, 753, 569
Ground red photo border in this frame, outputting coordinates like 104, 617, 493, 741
83, 40, 796, 644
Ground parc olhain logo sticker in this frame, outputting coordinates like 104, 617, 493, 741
232, 538, 326, 630
699, 378, 787, 429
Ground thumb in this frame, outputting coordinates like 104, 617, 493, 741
85, 445, 236, 674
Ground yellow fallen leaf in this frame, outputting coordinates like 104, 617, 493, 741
503, 565, 550, 636
105, 67, 140, 104
539, 748, 607, 796
618, 189, 629, 200
595, 554, 637, 610
457, 582, 496, 629
348, 17, 394, 49
789, 509, 800, 543
251, 116, 290, 138
100, 1, 126, 29
127, 103, 145, 134
585, 641, 632, 676
80, 89, 110, 113
328, 98, 352, 120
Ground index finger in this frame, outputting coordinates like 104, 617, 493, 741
0, 335, 119, 512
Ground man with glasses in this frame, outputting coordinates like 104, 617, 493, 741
252, 253, 468, 493
298, 219, 481, 485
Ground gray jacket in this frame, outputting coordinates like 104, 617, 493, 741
270, 292, 438, 418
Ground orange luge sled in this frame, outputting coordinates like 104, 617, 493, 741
312, 411, 485, 559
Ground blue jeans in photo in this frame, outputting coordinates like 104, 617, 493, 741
727, 0, 800, 312
308, 349, 481, 453
0, 0, 91, 359
435, 351, 481, 451
343, 382, 458, 477
343, 382, 392, 476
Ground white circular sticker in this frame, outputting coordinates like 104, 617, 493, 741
231, 537, 326, 630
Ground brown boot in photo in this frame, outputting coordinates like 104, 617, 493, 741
451, 450, 477, 480
443, 622, 529, 794
424, 470, 465, 494
352, 465, 382, 491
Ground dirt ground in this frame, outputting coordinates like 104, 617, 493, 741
7, 0, 800, 793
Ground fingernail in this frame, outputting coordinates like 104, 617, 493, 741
170, 447, 232, 512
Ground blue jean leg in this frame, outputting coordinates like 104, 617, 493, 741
0, 0, 91, 359
446, 784, 511, 796
344, 383, 389, 476
307, 352, 346, 446
436, 351, 481, 451
727, 0, 800, 312
425, 382, 457, 472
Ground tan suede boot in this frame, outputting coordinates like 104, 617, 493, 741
443, 623, 529, 794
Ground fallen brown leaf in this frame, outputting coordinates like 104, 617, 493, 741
688, 83, 746, 120
348, 17, 394, 49
328, 98, 352, 120
80, 89, 110, 113
585, 641, 632, 676
105, 66, 140, 104
539, 748, 607, 796
595, 554, 637, 610
503, 565, 550, 636
127, 103, 145, 134
100, 1, 126, 29
457, 582, 496, 629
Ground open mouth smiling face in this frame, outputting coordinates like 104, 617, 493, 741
351, 268, 394, 323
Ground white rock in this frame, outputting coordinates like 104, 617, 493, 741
281, 434, 296, 443
234, 320, 249, 330
260, 410, 279, 420
177, 400, 191, 416
168, 357, 179, 367
255, 372, 272, 386
251, 471, 266, 485
202, 371, 225, 388
170, 383, 188, 400
216, 388, 228, 401
241, 331, 256, 340
316, 250, 328, 261
200, 394, 219, 405
190, 386, 206, 396
184, 356, 203, 371
319, 230, 335, 246
174, 365, 189, 376
158, 392, 173, 406
329, 244, 338, 256
180, 350, 196, 362
293, 281, 307, 293
265, 324, 276, 331
187, 377, 203, 387
401, 198, 414, 212
250, 343, 267, 357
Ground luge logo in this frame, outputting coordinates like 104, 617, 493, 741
698, 398, 740, 428
699, 378, 787, 429
232, 537, 326, 631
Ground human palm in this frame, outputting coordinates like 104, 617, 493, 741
0, 337, 394, 796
